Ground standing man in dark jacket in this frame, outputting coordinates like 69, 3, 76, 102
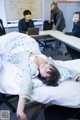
18, 10, 34, 34
49, 2, 66, 31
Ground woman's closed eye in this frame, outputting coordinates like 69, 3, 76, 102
44, 70, 51, 77
44, 67, 53, 76
39, 64, 54, 77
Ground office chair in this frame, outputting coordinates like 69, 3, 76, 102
43, 20, 53, 30
40, 20, 54, 51
0, 93, 18, 112
42, 21, 63, 55
0, 19, 6, 36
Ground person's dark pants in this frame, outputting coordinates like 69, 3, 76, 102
44, 105, 80, 120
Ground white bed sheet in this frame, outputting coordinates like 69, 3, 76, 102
0, 59, 80, 108
0, 32, 80, 108
31, 59, 80, 108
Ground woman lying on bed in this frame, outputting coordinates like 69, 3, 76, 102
0, 32, 80, 120
16, 52, 80, 120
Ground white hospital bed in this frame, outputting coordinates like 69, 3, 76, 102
0, 32, 80, 111
0, 58, 80, 108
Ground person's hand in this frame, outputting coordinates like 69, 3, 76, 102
74, 73, 80, 82
48, 20, 51, 24
17, 111, 28, 120
52, 28, 56, 31
26, 31, 28, 34
63, 31, 65, 34
76, 76, 80, 82
17, 98, 27, 120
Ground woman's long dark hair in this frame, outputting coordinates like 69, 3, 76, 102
39, 65, 60, 87
51, 2, 60, 14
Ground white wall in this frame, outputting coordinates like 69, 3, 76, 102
43, 0, 53, 20
0, 0, 7, 27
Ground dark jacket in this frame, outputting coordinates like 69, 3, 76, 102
65, 23, 80, 38
18, 18, 34, 33
0, 19, 6, 36
51, 10, 66, 31
65, 22, 80, 59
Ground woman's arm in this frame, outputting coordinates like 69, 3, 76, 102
55, 12, 63, 30
17, 98, 28, 120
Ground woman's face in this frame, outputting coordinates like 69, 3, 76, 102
51, 4, 56, 11
39, 64, 54, 77
72, 14, 79, 23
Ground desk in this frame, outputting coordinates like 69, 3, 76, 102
39, 30, 80, 52
32, 30, 80, 57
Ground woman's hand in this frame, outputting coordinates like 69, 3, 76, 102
17, 97, 27, 120
17, 111, 28, 120
52, 28, 56, 31
48, 20, 52, 24
26, 31, 28, 34
74, 73, 80, 82
76, 76, 80, 82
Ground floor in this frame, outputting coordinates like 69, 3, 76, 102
0, 43, 74, 120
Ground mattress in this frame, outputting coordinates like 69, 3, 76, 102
0, 59, 80, 108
